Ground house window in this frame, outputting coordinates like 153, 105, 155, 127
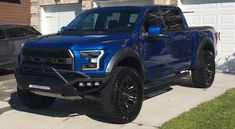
0, 0, 21, 3
0, 30, 6, 40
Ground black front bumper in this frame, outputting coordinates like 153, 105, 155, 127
15, 64, 110, 97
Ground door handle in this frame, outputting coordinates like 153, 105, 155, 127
157, 34, 171, 38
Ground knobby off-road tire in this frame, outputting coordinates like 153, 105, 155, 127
17, 88, 55, 109
100, 67, 143, 124
192, 50, 215, 88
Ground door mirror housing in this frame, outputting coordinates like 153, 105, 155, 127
148, 25, 163, 36
142, 25, 164, 39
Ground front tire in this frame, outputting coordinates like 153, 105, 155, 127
192, 50, 215, 88
17, 88, 55, 109
100, 67, 143, 124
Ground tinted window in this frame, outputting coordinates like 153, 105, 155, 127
6, 27, 27, 38
142, 9, 166, 32
162, 9, 185, 31
0, 0, 20, 3
0, 30, 6, 40
105, 13, 121, 29
25, 26, 41, 36
64, 9, 141, 35
81, 13, 99, 30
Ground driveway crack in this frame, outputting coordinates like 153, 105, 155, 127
131, 122, 160, 129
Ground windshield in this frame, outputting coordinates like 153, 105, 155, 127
63, 9, 141, 35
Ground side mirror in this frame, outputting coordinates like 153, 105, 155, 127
142, 25, 164, 39
148, 25, 163, 36
60, 26, 66, 32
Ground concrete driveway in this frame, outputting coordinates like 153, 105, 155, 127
0, 72, 234, 129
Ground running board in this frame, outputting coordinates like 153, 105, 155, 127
144, 72, 190, 90
144, 84, 172, 100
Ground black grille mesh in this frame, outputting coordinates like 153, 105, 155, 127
22, 48, 73, 70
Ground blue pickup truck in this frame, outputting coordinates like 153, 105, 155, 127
15, 5, 217, 123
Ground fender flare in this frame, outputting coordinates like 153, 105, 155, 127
105, 48, 144, 76
196, 37, 215, 61
192, 37, 215, 69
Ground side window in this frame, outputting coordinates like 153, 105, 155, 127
162, 9, 185, 32
0, 29, 6, 40
142, 9, 165, 33
26, 27, 40, 35
129, 14, 139, 24
105, 13, 121, 29
6, 27, 27, 38
128, 13, 139, 29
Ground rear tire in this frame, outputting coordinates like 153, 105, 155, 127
100, 67, 143, 124
17, 88, 55, 109
192, 50, 215, 88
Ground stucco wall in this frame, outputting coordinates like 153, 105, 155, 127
39, 0, 81, 5
155, 0, 178, 5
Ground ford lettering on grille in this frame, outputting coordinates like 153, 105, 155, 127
22, 48, 74, 70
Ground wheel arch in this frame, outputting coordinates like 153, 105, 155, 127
196, 37, 215, 61
106, 48, 144, 79
192, 37, 215, 70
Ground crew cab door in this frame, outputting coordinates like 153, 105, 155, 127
141, 9, 174, 79
161, 8, 193, 71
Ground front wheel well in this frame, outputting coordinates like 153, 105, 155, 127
116, 57, 144, 78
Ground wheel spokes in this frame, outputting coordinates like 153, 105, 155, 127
119, 76, 139, 114
204, 56, 215, 82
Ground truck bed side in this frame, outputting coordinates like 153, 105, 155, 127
189, 26, 217, 69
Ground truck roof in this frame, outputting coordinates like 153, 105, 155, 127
91, 5, 177, 11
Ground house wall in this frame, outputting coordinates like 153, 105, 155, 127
155, 0, 178, 5
39, 0, 80, 5
31, 0, 91, 31
0, 0, 30, 25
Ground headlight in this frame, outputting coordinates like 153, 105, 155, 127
80, 50, 104, 70
21, 42, 26, 48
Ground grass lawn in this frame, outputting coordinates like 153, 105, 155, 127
160, 88, 235, 129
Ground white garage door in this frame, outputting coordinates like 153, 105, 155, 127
41, 4, 82, 35
179, 0, 235, 72
94, 0, 154, 7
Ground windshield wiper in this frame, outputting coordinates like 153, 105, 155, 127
64, 28, 77, 31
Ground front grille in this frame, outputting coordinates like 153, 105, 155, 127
22, 48, 74, 70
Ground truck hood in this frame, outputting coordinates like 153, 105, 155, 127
24, 33, 131, 49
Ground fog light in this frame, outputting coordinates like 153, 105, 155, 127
87, 82, 93, 87
82, 63, 97, 70
79, 82, 85, 87
94, 82, 100, 86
